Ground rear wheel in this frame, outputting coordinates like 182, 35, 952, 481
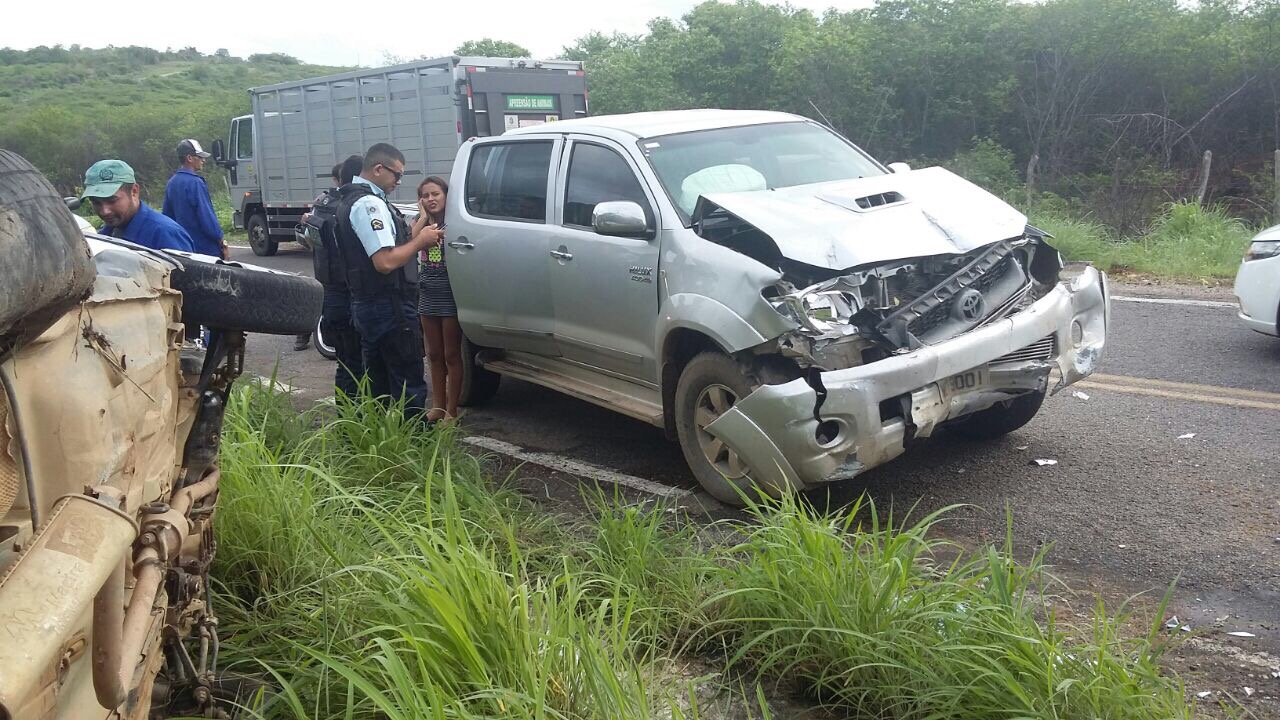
314, 314, 337, 360
674, 352, 761, 505
458, 335, 501, 406
247, 213, 277, 257
168, 255, 321, 335
946, 388, 1046, 440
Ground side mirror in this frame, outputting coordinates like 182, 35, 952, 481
211, 138, 226, 165
593, 201, 651, 238
63, 196, 83, 211
888, 162, 911, 174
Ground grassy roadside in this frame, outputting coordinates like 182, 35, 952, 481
1033, 202, 1256, 282
212, 384, 1199, 719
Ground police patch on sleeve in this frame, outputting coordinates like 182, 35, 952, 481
370, 218, 385, 231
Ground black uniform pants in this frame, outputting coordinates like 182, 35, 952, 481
320, 286, 364, 398
350, 292, 426, 415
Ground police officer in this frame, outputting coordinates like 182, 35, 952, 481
335, 143, 439, 414
305, 156, 366, 396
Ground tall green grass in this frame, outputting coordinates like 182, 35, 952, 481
214, 384, 1195, 719
1034, 201, 1253, 280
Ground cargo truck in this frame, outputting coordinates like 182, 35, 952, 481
211, 56, 588, 256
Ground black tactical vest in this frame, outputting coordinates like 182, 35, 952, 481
306, 187, 344, 288
335, 182, 416, 299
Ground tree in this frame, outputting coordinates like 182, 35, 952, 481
454, 39, 532, 58
560, 32, 639, 63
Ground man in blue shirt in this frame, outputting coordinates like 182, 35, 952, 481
82, 159, 194, 252
163, 139, 229, 259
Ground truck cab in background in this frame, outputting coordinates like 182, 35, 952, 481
211, 55, 588, 256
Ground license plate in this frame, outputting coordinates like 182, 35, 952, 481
941, 367, 989, 398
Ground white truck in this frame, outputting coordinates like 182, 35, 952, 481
212, 56, 588, 255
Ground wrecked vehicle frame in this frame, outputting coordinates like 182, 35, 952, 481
445, 110, 1109, 503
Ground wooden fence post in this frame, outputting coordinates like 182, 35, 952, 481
1274, 149, 1279, 224
1195, 150, 1212, 206
1025, 154, 1039, 209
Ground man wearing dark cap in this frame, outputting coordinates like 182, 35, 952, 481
83, 159, 194, 252
163, 139, 229, 259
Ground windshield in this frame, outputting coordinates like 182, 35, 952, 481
639, 121, 886, 224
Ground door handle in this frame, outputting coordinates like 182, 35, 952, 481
549, 249, 573, 261
447, 240, 474, 249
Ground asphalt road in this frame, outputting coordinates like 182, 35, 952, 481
232, 243, 1279, 704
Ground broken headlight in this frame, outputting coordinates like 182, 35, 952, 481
770, 282, 864, 335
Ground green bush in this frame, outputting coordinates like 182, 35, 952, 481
1033, 202, 1253, 279
945, 138, 1021, 201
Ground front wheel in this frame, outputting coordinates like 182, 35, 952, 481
247, 213, 277, 257
945, 388, 1046, 440
673, 352, 763, 505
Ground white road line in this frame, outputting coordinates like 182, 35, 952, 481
463, 436, 693, 499
1111, 295, 1237, 309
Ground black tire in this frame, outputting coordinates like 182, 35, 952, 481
946, 388, 1047, 440
314, 314, 337, 360
0, 150, 95, 351
673, 352, 763, 505
168, 254, 322, 335
247, 213, 277, 257
458, 335, 500, 407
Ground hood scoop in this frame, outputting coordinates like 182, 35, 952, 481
820, 190, 908, 213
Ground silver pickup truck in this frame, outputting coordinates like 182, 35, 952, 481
444, 110, 1109, 503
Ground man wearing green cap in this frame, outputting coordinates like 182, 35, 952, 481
82, 159, 194, 252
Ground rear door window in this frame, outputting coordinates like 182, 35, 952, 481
464, 141, 553, 222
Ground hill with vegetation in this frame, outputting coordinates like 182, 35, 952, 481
0, 45, 347, 196
3, 1, 1277, 278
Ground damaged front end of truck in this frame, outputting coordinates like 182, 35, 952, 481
685, 167, 1109, 494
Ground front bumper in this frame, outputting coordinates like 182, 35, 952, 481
1233, 256, 1280, 336
706, 265, 1109, 494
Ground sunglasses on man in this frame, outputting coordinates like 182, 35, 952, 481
378, 164, 404, 183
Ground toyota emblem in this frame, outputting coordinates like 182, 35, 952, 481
953, 289, 986, 322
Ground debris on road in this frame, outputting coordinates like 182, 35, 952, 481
1015, 445, 1029, 451
1072, 391, 1090, 400
1177, 432, 1197, 439
1227, 631, 1258, 638
1244, 687, 1255, 697
1033, 458, 1058, 466
1196, 691, 1213, 699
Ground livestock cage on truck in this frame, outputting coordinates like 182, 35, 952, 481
213, 56, 588, 256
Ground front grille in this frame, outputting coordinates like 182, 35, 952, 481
908, 255, 1015, 336
991, 334, 1056, 366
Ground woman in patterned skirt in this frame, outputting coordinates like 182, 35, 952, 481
414, 176, 462, 423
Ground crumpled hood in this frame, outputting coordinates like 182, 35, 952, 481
698, 167, 1028, 270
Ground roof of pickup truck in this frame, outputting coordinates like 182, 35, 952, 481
504, 109, 807, 140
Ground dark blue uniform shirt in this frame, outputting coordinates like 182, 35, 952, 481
100, 201, 195, 252
163, 168, 224, 255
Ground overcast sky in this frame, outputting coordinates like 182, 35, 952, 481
4, 0, 875, 67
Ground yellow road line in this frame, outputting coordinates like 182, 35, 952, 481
1075, 379, 1280, 412
1087, 373, 1280, 403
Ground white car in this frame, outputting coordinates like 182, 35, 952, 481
1234, 225, 1280, 337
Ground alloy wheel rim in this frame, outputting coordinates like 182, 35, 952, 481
693, 383, 749, 480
